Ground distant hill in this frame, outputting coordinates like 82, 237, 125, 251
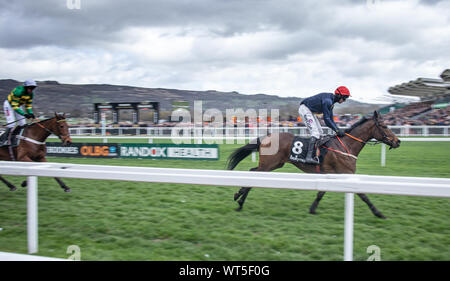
0, 79, 384, 120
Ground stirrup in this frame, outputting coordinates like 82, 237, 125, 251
305, 157, 320, 165
0, 132, 10, 146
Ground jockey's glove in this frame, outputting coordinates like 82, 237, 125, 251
24, 113, 35, 119
336, 129, 346, 137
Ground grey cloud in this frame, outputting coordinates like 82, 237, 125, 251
0, 0, 449, 84
0, 0, 321, 49
419, 0, 445, 5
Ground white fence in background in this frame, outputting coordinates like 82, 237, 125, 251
1, 161, 450, 261
380, 138, 450, 167
62, 126, 450, 137
2, 125, 450, 138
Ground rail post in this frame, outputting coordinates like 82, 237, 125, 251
381, 143, 386, 167
27, 176, 38, 254
344, 192, 354, 261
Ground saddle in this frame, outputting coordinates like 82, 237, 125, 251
289, 135, 332, 164
0, 127, 25, 148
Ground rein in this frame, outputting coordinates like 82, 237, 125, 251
320, 120, 389, 160
34, 118, 68, 138
320, 134, 359, 160
20, 118, 68, 145
320, 132, 365, 160
345, 133, 381, 146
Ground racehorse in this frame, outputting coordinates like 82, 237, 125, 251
228, 111, 401, 219
0, 113, 73, 192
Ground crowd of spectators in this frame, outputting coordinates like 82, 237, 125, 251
382, 101, 449, 126
415, 106, 450, 125
62, 101, 449, 128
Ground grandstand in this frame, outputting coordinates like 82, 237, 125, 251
380, 69, 450, 126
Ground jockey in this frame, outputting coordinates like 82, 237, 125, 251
298, 86, 351, 164
1, 79, 37, 145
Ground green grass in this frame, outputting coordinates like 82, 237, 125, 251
0, 141, 449, 261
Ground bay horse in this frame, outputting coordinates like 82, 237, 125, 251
0, 113, 73, 192
228, 111, 401, 219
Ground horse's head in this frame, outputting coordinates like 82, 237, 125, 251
371, 111, 400, 149
54, 113, 72, 146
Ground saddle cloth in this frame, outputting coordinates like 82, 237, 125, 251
0, 127, 25, 148
289, 135, 331, 164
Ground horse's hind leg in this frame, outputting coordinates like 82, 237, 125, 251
234, 167, 257, 202
309, 191, 326, 214
234, 187, 247, 201
357, 193, 386, 219
234, 167, 258, 211
235, 187, 252, 211
0, 175, 17, 191
235, 163, 284, 211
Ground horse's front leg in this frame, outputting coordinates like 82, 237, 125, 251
54, 177, 71, 193
357, 193, 386, 219
0, 175, 17, 191
16, 154, 34, 189
20, 156, 71, 192
21, 177, 70, 192
40, 157, 71, 192
22, 176, 70, 192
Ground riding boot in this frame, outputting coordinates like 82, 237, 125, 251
0, 127, 12, 146
305, 137, 320, 165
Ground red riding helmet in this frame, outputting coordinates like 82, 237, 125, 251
335, 86, 351, 96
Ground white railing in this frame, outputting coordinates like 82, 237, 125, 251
1, 161, 450, 261
388, 125, 450, 137
2, 125, 450, 138
62, 126, 450, 137
47, 136, 450, 166
0, 251, 67, 261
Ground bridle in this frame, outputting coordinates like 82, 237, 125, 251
321, 117, 395, 160
344, 118, 394, 147
33, 118, 70, 142
373, 117, 396, 148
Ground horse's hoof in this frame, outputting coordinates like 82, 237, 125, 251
234, 192, 240, 201
21, 181, 27, 187
235, 206, 243, 212
9, 186, 17, 192
376, 214, 387, 219
64, 188, 71, 193
309, 210, 317, 215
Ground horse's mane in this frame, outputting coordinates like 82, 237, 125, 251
345, 115, 372, 133
26, 115, 65, 128
37, 115, 65, 123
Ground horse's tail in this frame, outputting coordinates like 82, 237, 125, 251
227, 138, 261, 170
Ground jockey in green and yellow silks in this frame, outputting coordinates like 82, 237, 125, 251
1, 80, 37, 145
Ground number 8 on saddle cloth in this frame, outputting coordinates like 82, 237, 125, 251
289, 136, 323, 164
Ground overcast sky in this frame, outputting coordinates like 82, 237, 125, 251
0, 0, 449, 103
